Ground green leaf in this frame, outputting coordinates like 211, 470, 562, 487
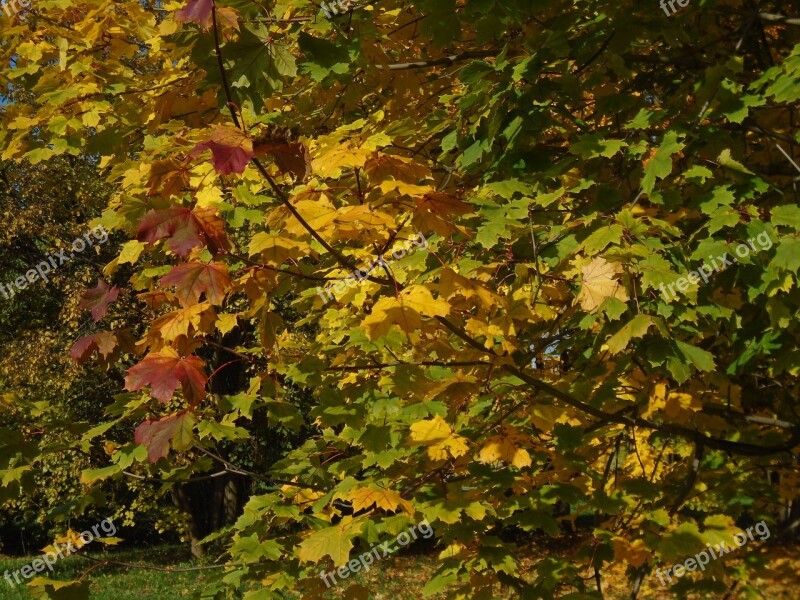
606, 315, 655, 354
641, 132, 685, 195
624, 108, 663, 130
298, 32, 353, 82
770, 238, 800, 273
771, 205, 800, 230
569, 134, 627, 159
226, 26, 297, 110
676, 340, 716, 373
580, 224, 624, 255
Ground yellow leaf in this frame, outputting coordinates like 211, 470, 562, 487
348, 487, 413, 514
438, 542, 465, 559
438, 268, 503, 310
530, 403, 566, 431
362, 285, 450, 340
216, 313, 238, 335
576, 257, 629, 312
118, 240, 146, 265
311, 142, 372, 178
410, 414, 452, 442
478, 428, 532, 468
612, 537, 649, 567
399, 285, 451, 316
643, 384, 701, 420
248, 232, 309, 265
410, 415, 469, 461
427, 435, 469, 461
151, 303, 212, 342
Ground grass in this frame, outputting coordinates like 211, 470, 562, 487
1, 542, 799, 599
0, 545, 444, 600
0, 546, 208, 599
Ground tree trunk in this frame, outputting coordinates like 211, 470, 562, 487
171, 473, 247, 558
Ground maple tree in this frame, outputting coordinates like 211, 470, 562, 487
2, 0, 800, 598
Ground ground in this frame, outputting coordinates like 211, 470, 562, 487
0, 543, 798, 598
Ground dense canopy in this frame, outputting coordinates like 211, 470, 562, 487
2, 0, 800, 598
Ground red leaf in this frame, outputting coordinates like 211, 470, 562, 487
137, 206, 231, 257
124, 349, 207, 405
175, 0, 213, 30
160, 261, 231, 306
79, 279, 120, 322
189, 126, 254, 175
135, 412, 195, 463
137, 207, 194, 252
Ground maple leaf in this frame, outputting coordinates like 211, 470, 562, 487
135, 412, 196, 463
409, 415, 470, 461
364, 153, 432, 187
413, 192, 473, 236
362, 285, 451, 340
147, 159, 190, 198
189, 125, 254, 175
124, 348, 207, 405
174, 0, 213, 30
248, 232, 309, 265
160, 261, 231, 306
137, 206, 231, 256
78, 279, 120, 322
612, 537, 649, 568
150, 302, 214, 343
576, 257, 629, 312
347, 487, 413, 514
297, 518, 363, 566
191, 207, 233, 255
438, 268, 503, 310
254, 141, 312, 180
70, 331, 118, 364
478, 428, 532, 469
137, 207, 197, 254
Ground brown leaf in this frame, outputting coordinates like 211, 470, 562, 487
160, 261, 231, 306
78, 279, 120, 322
147, 159, 190, 198
254, 141, 312, 180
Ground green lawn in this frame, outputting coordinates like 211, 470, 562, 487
0, 546, 208, 599
0, 545, 445, 600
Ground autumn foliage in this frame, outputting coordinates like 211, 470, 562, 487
2, 0, 800, 598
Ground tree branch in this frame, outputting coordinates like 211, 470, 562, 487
324, 360, 491, 372
375, 49, 498, 71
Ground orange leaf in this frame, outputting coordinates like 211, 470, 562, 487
160, 261, 231, 306
124, 348, 207, 405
